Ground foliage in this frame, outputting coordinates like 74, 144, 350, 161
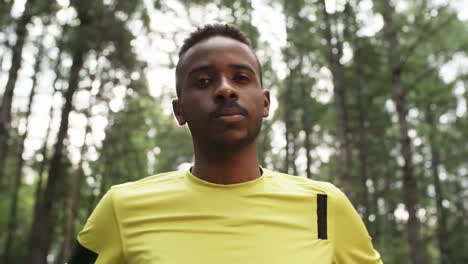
0, 0, 467, 263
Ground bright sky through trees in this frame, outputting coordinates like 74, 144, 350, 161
1, 0, 468, 262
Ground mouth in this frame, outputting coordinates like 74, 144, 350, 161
215, 114, 245, 122
211, 103, 248, 122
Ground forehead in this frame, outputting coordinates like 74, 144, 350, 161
178, 36, 260, 76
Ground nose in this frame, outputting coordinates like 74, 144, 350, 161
214, 77, 238, 102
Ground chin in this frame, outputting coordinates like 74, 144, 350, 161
209, 133, 257, 152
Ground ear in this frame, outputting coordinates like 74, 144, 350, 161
172, 98, 186, 126
262, 89, 270, 118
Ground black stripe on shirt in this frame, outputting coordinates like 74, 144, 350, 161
317, 194, 328, 240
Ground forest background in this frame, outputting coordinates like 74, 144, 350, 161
0, 0, 467, 263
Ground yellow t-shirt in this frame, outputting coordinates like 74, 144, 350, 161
76, 169, 382, 263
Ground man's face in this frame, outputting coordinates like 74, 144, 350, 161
173, 36, 270, 151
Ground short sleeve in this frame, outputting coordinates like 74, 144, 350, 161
77, 189, 125, 264
331, 185, 382, 263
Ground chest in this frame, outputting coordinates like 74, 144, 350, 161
118, 190, 333, 263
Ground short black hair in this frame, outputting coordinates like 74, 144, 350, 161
175, 23, 262, 97
178, 24, 252, 57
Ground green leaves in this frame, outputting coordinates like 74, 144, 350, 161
0, 0, 467, 262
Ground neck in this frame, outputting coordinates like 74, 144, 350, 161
191, 142, 261, 185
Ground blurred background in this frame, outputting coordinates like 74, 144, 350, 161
0, 0, 467, 263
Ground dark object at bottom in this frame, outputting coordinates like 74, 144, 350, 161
68, 240, 98, 264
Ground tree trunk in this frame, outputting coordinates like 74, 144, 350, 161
28, 36, 65, 255
0, 0, 35, 183
302, 126, 312, 179
297, 56, 312, 179
320, 0, 352, 195
57, 146, 88, 264
27, 46, 86, 264
381, 0, 426, 263
377, 124, 398, 236
343, 0, 375, 236
2, 39, 42, 264
29, 35, 67, 231
57, 63, 99, 263
300, 86, 312, 179
292, 135, 299, 176
0, 39, 9, 73
426, 106, 450, 264
453, 171, 466, 231
0, 0, 13, 58
355, 58, 372, 232
283, 65, 295, 174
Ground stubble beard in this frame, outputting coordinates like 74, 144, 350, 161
190, 118, 263, 158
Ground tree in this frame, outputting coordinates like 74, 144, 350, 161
27, 0, 147, 262
319, 0, 353, 195
380, 0, 426, 262
0, 0, 35, 183
2, 34, 44, 264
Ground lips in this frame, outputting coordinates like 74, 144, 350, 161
216, 114, 244, 122
215, 109, 246, 118
214, 109, 246, 123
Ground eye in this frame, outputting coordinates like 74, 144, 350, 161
194, 77, 212, 88
233, 73, 250, 84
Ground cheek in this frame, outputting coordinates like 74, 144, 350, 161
252, 93, 267, 112
181, 99, 209, 122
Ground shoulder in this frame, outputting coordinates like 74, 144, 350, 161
263, 168, 344, 197
108, 170, 187, 197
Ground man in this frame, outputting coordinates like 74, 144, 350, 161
70, 24, 382, 263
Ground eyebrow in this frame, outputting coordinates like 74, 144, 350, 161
228, 64, 256, 75
187, 65, 215, 76
187, 63, 256, 77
